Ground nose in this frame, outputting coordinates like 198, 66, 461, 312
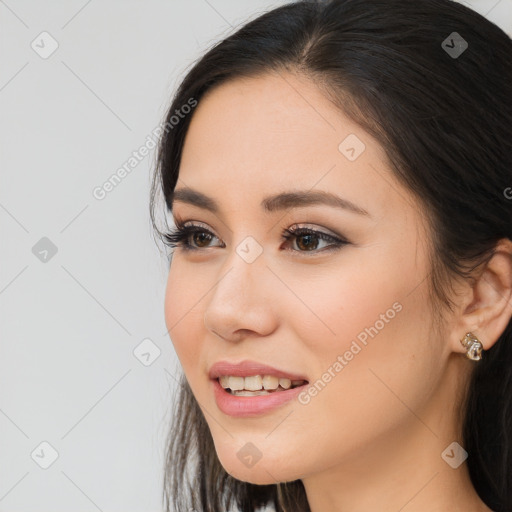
203, 246, 278, 342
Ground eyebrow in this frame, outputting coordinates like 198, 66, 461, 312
170, 187, 371, 217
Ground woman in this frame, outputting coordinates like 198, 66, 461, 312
150, 0, 512, 510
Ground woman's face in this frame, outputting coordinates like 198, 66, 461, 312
164, 71, 456, 485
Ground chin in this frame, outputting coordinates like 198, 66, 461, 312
215, 448, 301, 486
222, 463, 286, 486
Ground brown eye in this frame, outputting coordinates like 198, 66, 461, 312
282, 226, 348, 254
163, 223, 348, 255
192, 231, 214, 247
163, 224, 222, 251
295, 233, 320, 251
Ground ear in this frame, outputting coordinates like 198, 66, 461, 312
452, 238, 512, 355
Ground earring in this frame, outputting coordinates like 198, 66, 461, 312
460, 332, 484, 361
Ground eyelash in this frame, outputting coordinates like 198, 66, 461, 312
162, 222, 348, 255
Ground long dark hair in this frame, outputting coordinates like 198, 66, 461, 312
149, 1, 512, 510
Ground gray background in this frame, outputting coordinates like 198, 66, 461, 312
1, 1, 511, 511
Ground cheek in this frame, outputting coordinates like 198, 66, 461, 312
286, 234, 430, 360
164, 259, 205, 376
275, 246, 415, 360
279, 250, 436, 468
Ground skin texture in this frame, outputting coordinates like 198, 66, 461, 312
164, 71, 512, 512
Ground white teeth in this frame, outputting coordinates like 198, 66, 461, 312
219, 374, 306, 391
231, 390, 271, 396
244, 375, 263, 391
227, 376, 245, 391
279, 378, 291, 390
262, 375, 279, 390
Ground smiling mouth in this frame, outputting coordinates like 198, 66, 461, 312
218, 376, 308, 396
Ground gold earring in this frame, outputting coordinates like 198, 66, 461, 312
460, 332, 484, 361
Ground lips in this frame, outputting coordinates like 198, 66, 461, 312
208, 359, 309, 382
211, 377, 309, 417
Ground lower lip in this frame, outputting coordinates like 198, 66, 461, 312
211, 378, 308, 417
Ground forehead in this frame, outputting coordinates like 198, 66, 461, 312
177, 71, 410, 221
181, 72, 364, 175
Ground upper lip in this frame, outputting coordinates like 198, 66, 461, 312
208, 360, 309, 382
